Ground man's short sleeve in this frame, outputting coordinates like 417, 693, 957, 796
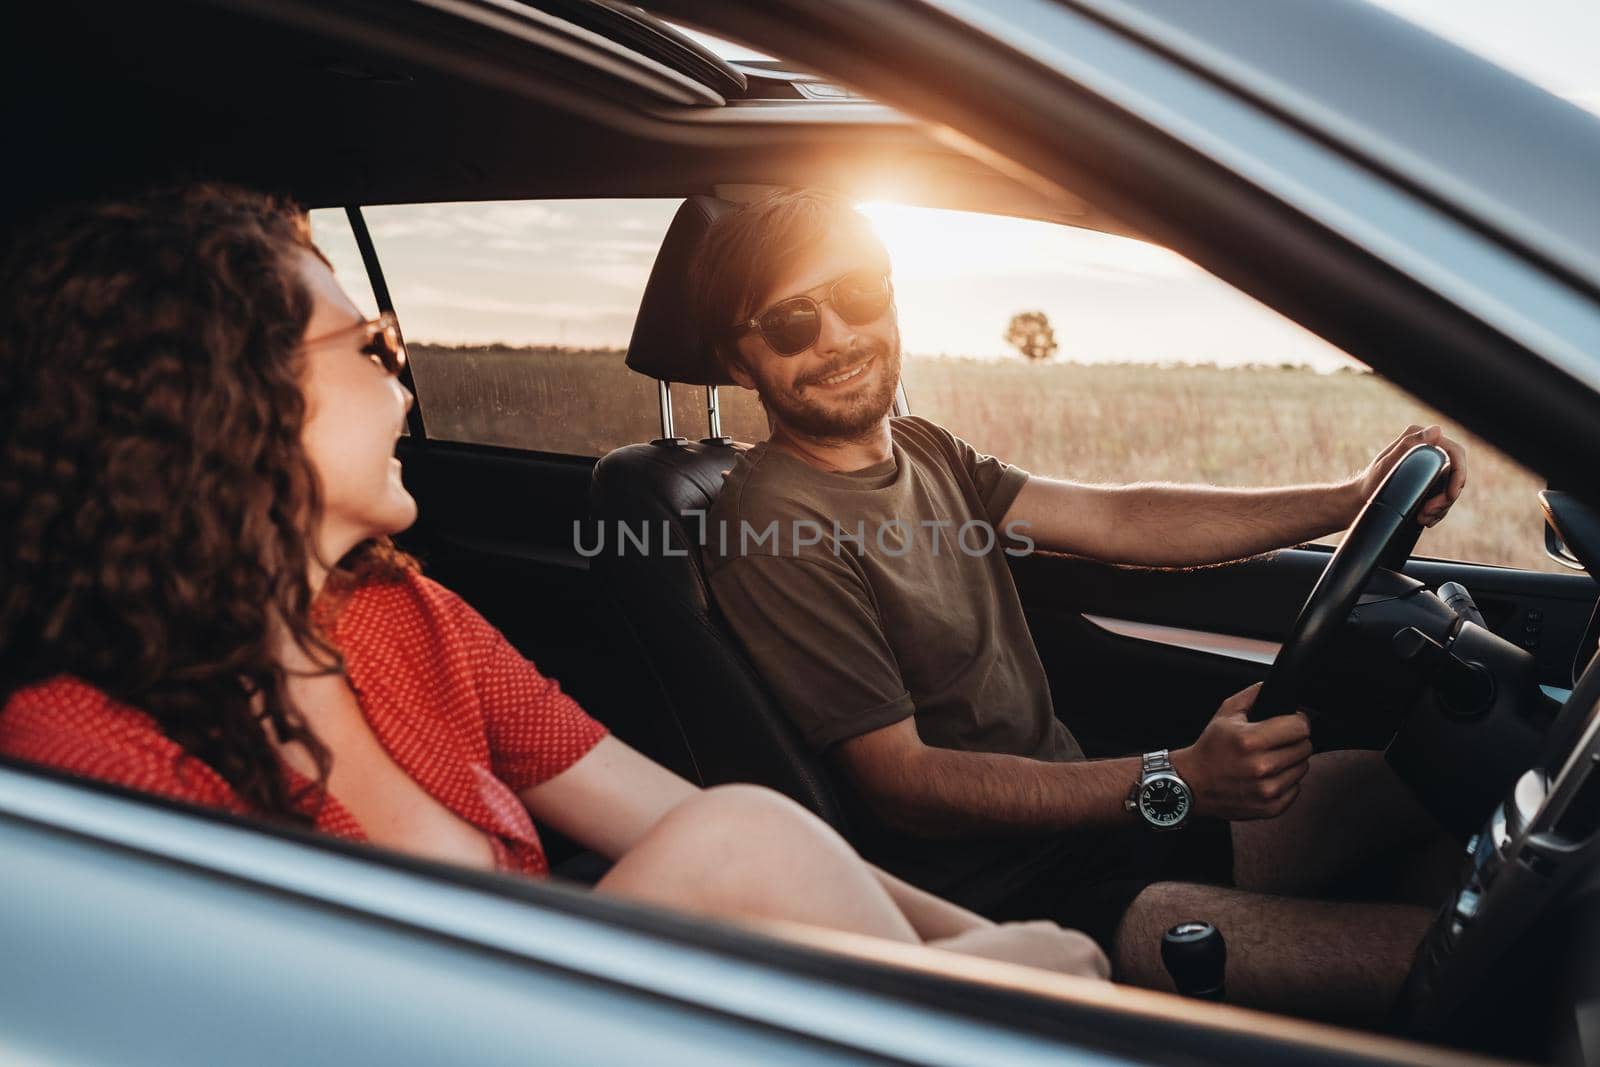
900, 416, 1029, 524
710, 554, 915, 750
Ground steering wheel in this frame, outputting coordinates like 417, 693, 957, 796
1249, 444, 1452, 721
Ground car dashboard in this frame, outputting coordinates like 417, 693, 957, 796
1388, 497, 1600, 1062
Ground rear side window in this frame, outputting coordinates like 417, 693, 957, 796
345, 199, 683, 457
308, 209, 380, 318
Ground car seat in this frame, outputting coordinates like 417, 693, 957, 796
588, 196, 848, 828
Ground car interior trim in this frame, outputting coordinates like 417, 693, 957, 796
209, 0, 731, 134
405, 0, 727, 107
524, 0, 750, 97
1081, 614, 1282, 666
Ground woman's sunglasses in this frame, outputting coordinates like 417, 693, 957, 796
731, 270, 893, 357
299, 310, 407, 376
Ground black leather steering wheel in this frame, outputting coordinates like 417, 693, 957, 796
1250, 444, 1452, 721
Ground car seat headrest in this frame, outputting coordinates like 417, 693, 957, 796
625, 195, 738, 386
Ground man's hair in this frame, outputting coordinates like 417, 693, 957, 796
689, 189, 889, 375
0, 183, 414, 822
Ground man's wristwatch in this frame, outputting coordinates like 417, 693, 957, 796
1125, 749, 1193, 831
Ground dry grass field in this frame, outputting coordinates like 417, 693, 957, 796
409, 344, 1561, 573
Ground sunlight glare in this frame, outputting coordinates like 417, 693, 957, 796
855, 200, 1198, 284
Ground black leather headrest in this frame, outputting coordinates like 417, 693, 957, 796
626, 195, 737, 386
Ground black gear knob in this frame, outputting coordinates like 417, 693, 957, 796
1161, 921, 1226, 1001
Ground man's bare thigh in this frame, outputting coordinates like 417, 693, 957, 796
1232, 748, 1451, 897
1114, 878, 1431, 1023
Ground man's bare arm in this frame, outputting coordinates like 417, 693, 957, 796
836, 685, 1315, 836
1001, 424, 1468, 568
1005, 476, 1360, 568
837, 719, 1139, 835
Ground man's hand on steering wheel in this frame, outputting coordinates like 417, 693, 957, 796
1353, 425, 1469, 528
1171, 683, 1314, 820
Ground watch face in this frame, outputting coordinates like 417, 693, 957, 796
1139, 776, 1191, 828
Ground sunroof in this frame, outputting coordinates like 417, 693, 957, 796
665, 18, 872, 102
670, 24, 775, 62
513, 1, 747, 97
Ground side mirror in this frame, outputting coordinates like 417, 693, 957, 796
1544, 524, 1587, 571
1539, 490, 1600, 574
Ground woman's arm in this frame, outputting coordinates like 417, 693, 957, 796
868, 866, 991, 940
518, 735, 699, 861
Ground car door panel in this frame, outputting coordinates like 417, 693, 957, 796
1011, 547, 1596, 756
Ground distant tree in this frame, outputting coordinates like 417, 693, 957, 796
1004, 311, 1058, 361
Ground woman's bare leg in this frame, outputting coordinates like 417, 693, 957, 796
596, 784, 920, 942
596, 784, 1111, 980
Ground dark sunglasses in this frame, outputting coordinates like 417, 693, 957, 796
299, 310, 407, 376
731, 270, 893, 356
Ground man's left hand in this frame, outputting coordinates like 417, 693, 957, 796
1352, 424, 1468, 527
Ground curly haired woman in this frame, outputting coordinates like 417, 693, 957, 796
0, 184, 1105, 979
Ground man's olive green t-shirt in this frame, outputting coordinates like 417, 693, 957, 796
703, 415, 1084, 764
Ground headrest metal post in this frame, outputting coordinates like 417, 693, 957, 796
657, 379, 675, 440
705, 385, 722, 439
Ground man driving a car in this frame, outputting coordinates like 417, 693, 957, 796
693, 189, 1469, 1023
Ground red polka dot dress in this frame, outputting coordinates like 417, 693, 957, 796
0, 571, 607, 877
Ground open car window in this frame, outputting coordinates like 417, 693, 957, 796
343, 198, 683, 458
872, 202, 1563, 573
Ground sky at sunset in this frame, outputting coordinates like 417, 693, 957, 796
312, 1, 1598, 370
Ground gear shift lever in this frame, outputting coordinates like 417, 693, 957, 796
1161, 921, 1226, 1001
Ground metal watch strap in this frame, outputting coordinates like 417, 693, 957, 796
1143, 749, 1173, 775
1126, 749, 1173, 812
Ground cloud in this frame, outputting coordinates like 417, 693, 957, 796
368, 215, 458, 241
572, 263, 656, 291
483, 237, 552, 254
613, 215, 672, 232
452, 204, 575, 237
573, 239, 663, 263
397, 283, 635, 321
366, 202, 578, 244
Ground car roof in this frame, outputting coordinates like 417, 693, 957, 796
0, 0, 1129, 240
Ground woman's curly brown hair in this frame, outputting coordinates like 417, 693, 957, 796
0, 183, 414, 820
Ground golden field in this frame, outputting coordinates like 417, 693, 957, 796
409, 345, 1561, 573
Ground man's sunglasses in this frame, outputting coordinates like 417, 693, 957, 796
731, 270, 893, 357
300, 310, 407, 376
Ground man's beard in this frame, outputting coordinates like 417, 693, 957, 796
756, 337, 902, 443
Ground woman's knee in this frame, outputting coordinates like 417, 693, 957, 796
662, 784, 836, 853
605, 784, 892, 928
633, 783, 844, 876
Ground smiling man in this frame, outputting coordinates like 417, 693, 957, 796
693, 189, 1468, 1023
